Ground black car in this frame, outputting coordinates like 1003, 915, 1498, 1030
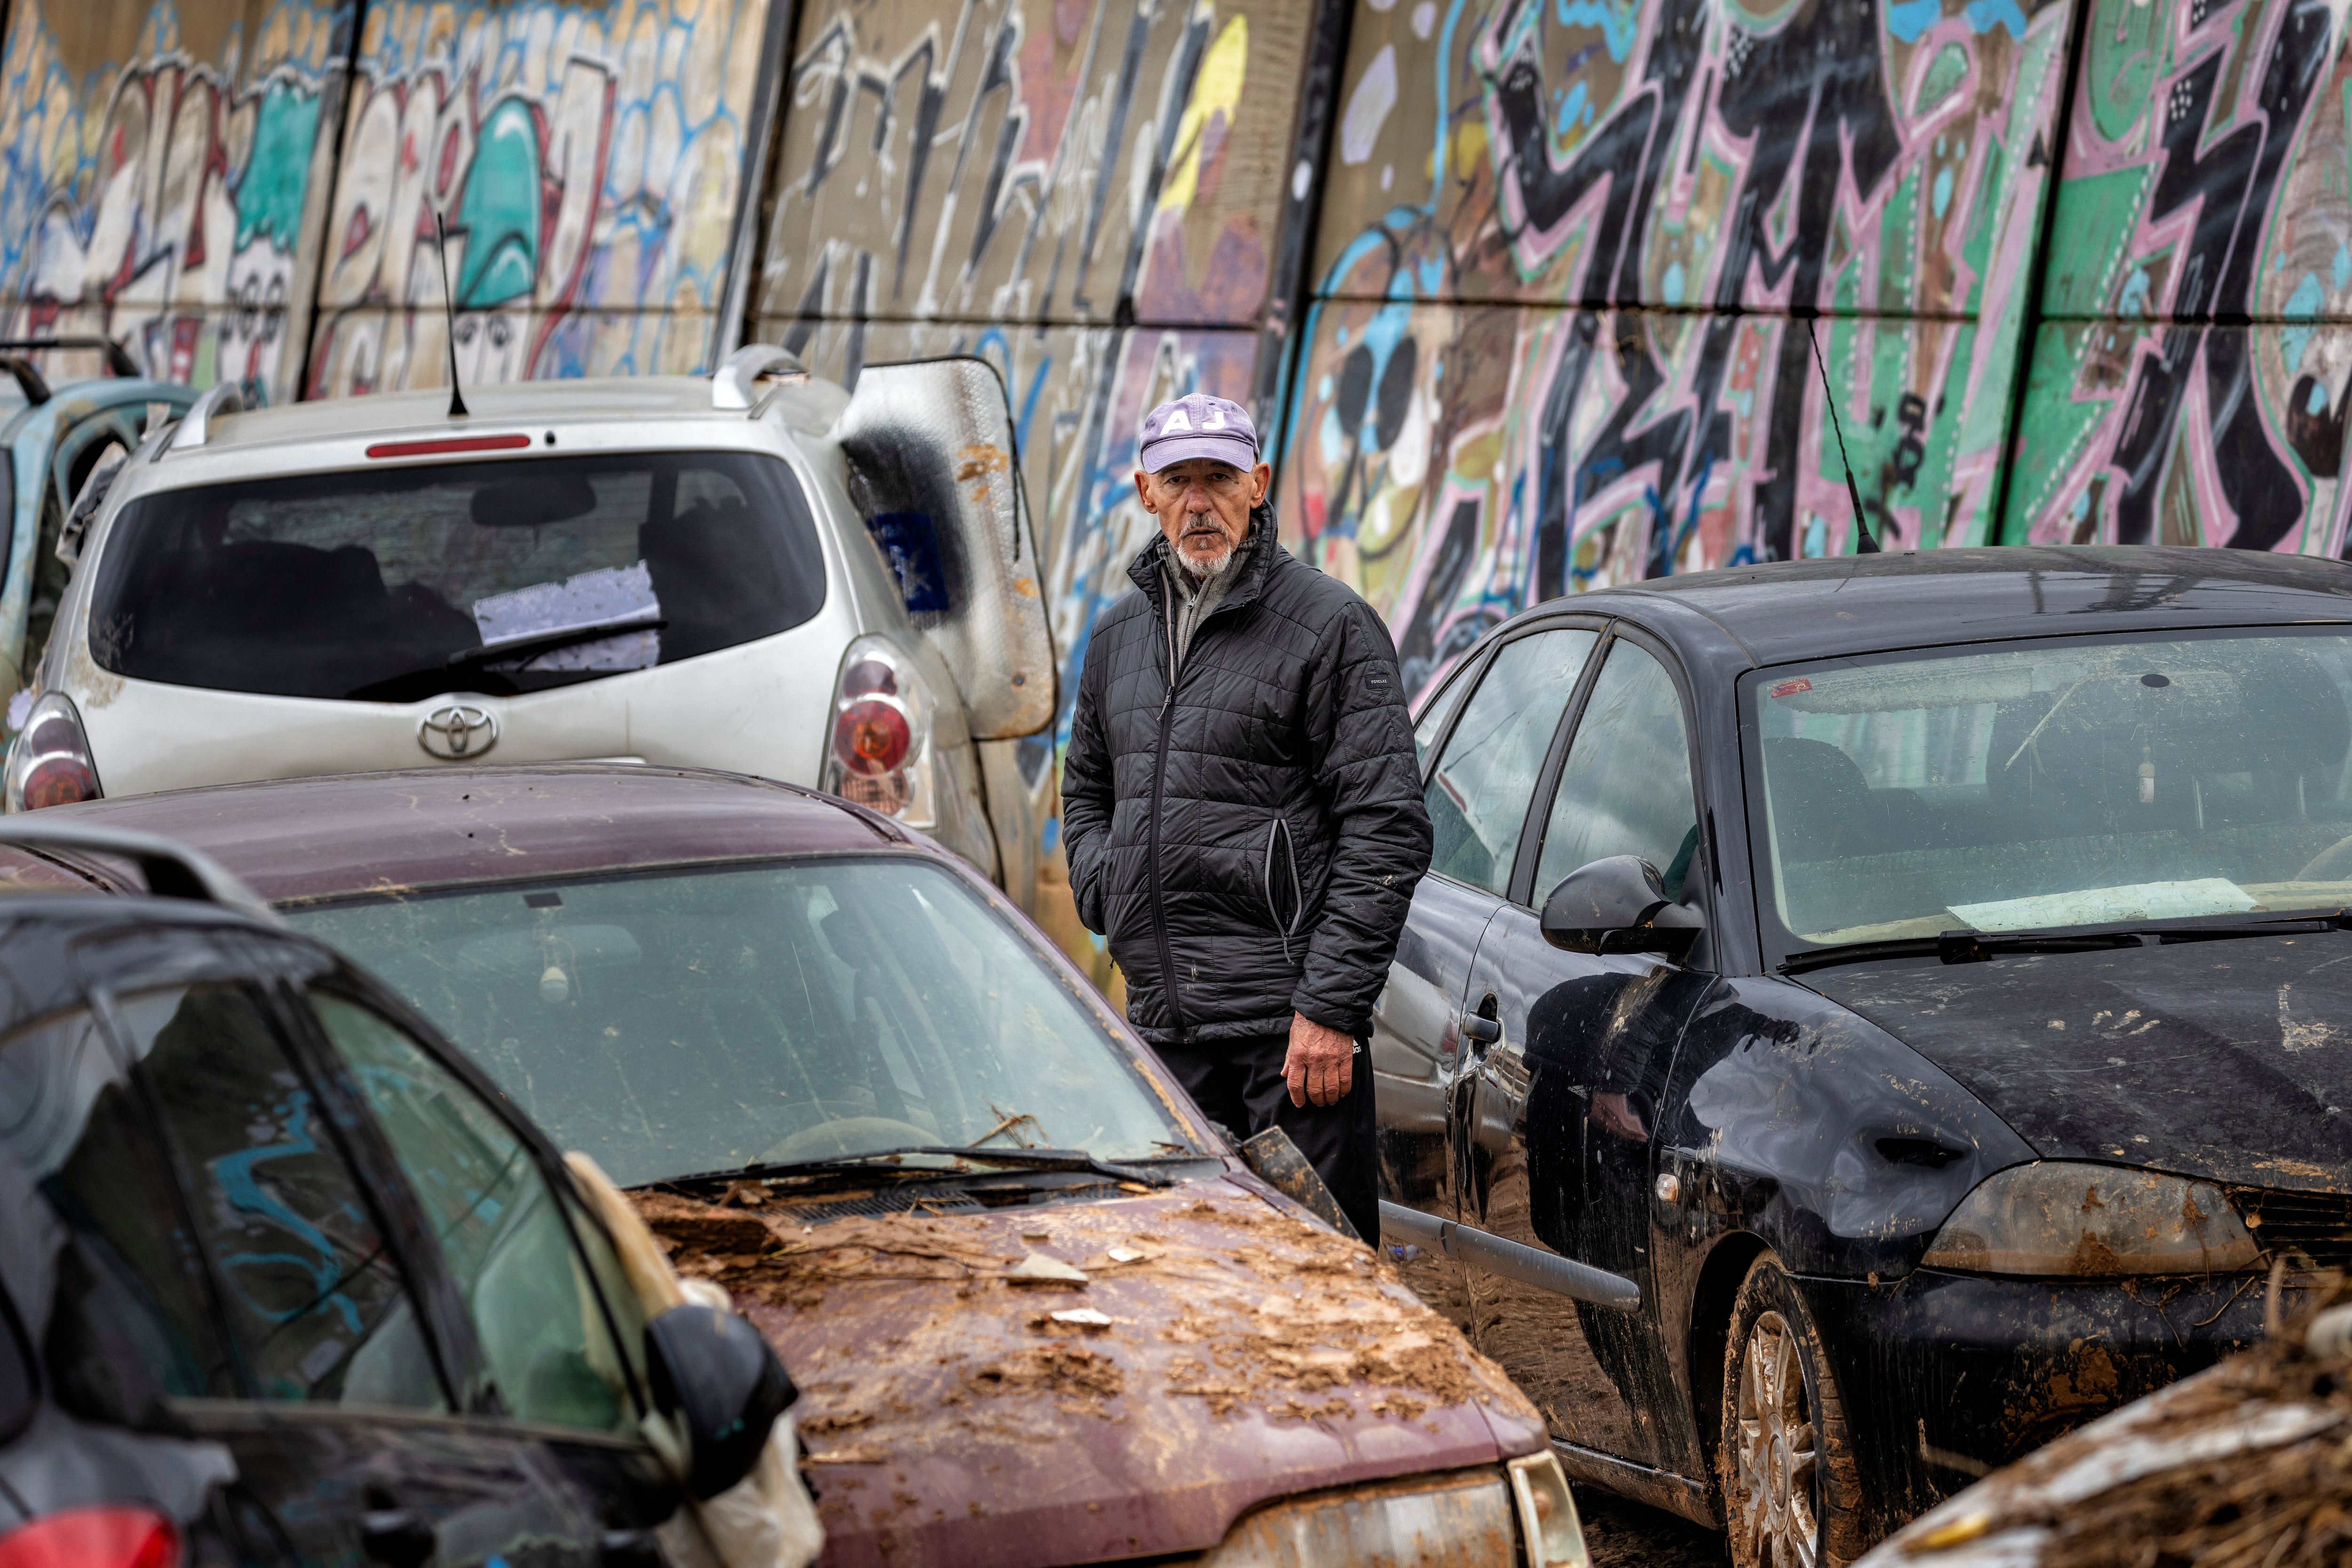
1375, 546, 2352, 1565
0, 822, 786, 1568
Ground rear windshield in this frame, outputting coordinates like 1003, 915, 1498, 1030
87, 451, 826, 702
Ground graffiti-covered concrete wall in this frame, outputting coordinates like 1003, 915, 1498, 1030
2008, 0, 2352, 553
1280, 0, 2076, 693
305, 0, 777, 397
0, 0, 355, 402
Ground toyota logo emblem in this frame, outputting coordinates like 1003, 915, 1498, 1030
419, 703, 499, 760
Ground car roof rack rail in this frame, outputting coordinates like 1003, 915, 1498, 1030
167, 382, 243, 453
0, 820, 280, 924
0, 356, 49, 406
0, 337, 140, 378
711, 343, 807, 410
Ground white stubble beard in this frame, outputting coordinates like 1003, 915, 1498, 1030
1176, 520, 1236, 581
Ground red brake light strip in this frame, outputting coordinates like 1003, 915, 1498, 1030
366, 433, 533, 459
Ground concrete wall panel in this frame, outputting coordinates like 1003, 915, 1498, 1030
1310, 0, 2070, 317
2004, 0, 2352, 551
755, 0, 1307, 333
304, 0, 775, 398
0, 0, 356, 404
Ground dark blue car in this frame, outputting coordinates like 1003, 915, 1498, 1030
1378, 546, 2352, 1565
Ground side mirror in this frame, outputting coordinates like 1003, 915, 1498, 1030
644, 1303, 797, 1500
834, 357, 1057, 739
1540, 855, 1704, 960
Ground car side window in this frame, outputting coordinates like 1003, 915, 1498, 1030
0, 1004, 239, 1404
112, 984, 445, 1409
1411, 654, 1481, 769
309, 993, 645, 1433
1423, 629, 1601, 894
1534, 640, 1701, 904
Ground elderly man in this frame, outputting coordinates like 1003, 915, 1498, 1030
1060, 392, 1432, 1244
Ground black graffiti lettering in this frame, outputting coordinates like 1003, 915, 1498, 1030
2109, 0, 2330, 550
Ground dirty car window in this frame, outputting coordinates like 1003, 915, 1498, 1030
289, 860, 1186, 1186
310, 993, 642, 1432
115, 985, 444, 1409
1751, 632, 2352, 951
87, 451, 825, 703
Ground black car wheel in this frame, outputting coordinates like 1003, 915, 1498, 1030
1719, 1255, 1864, 1568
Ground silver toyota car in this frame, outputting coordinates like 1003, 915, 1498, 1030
1, 349, 1057, 894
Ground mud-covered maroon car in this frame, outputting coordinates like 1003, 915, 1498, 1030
39, 764, 1588, 1568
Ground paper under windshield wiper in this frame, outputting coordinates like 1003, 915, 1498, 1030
447, 615, 667, 671
661, 1145, 1179, 1189
1780, 908, 2351, 975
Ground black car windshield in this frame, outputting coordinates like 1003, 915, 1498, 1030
87, 451, 826, 702
1749, 630, 2352, 955
287, 858, 1189, 1186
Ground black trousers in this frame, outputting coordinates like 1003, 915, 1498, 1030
1153, 1032, 1379, 1245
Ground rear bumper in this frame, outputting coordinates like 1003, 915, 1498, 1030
1801, 1267, 2266, 1534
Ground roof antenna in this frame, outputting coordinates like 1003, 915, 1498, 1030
434, 209, 469, 420
1806, 311, 1879, 554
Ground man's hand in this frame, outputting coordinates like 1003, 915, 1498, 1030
1284, 1012, 1357, 1107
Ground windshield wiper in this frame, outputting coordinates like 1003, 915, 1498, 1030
1781, 909, 2352, 976
657, 1145, 1182, 1191
344, 616, 669, 702
445, 616, 666, 672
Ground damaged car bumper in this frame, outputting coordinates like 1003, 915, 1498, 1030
1805, 1266, 2269, 1528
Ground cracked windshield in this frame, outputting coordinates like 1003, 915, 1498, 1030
86, 451, 825, 704
1756, 632, 2352, 948
288, 858, 1186, 1186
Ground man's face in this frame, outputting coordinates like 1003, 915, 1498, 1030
1136, 457, 1273, 574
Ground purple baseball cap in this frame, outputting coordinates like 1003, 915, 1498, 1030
1138, 392, 1259, 473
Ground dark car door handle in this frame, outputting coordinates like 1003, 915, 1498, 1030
360, 1508, 436, 1568
1460, 1014, 1501, 1045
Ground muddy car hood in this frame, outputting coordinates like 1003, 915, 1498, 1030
1808, 931, 2352, 1191
635, 1172, 1544, 1568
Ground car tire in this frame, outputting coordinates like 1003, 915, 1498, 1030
1718, 1254, 1867, 1568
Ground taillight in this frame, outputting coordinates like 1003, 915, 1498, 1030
4, 692, 102, 812
821, 637, 936, 825
0, 1508, 180, 1568
835, 700, 911, 775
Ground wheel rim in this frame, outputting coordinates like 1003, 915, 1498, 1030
1730, 1309, 1819, 1568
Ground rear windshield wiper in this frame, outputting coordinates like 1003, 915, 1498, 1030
445, 615, 667, 673
656, 1145, 1182, 1191
1781, 909, 2352, 976
343, 615, 669, 702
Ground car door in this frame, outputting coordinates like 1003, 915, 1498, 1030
10, 937, 606, 1568
1454, 626, 1716, 1478
1373, 622, 1602, 1329
292, 978, 682, 1553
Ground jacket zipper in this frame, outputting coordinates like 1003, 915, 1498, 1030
1149, 576, 1188, 1041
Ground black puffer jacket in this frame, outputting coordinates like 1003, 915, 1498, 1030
1061, 508, 1432, 1048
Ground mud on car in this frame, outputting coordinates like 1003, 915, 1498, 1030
50, 764, 1592, 1568
1379, 547, 2352, 1565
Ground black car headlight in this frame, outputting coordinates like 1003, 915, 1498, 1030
1921, 1161, 2258, 1276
